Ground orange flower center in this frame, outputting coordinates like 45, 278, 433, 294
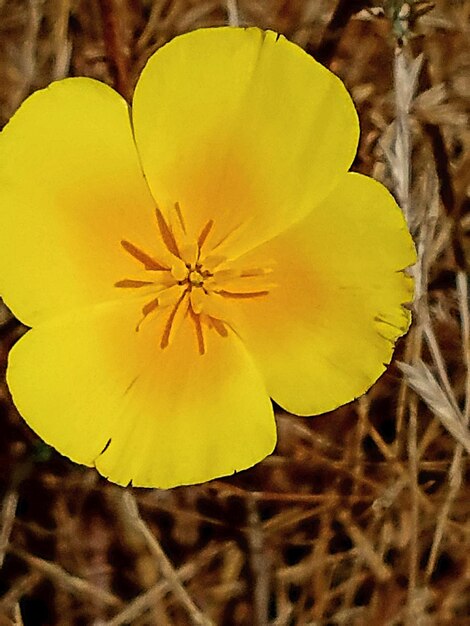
115, 203, 273, 355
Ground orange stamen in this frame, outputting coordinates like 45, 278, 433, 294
210, 317, 228, 338
121, 240, 167, 271
115, 279, 153, 288
155, 208, 180, 257
216, 289, 269, 299
189, 307, 205, 355
160, 292, 187, 349
174, 202, 187, 234
197, 219, 214, 249
136, 297, 159, 331
142, 298, 159, 316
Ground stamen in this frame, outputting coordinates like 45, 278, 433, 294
157, 284, 184, 307
160, 292, 187, 349
179, 242, 199, 267
216, 289, 269, 299
170, 259, 188, 282
197, 219, 214, 249
210, 317, 228, 338
142, 298, 159, 316
189, 307, 205, 355
136, 297, 159, 331
174, 202, 187, 234
121, 240, 167, 271
190, 289, 229, 321
155, 207, 180, 257
115, 279, 154, 288
189, 289, 204, 314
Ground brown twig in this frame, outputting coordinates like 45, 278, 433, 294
225, 0, 239, 27
425, 272, 470, 578
0, 489, 18, 570
121, 491, 215, 626
10, 547, 122, 609
389, 37, 423, 624
99, 0, 132, 100
247, 496, 269, 626
105, 543, 222, 626
51, 0, 71, 80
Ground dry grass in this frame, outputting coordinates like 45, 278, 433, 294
0, 1, 469, 624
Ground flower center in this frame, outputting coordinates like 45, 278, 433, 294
188, 269, 205, 288
115, 203, 273, 355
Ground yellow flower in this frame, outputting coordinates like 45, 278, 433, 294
0, 27, 415, 488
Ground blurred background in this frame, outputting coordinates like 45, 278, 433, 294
0, 1, 469, 624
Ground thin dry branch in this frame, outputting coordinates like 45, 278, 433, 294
0, 489, 18, 570
247, 496, 269, 626
105, 546, 217, 626
337, 510, 392, 583
121, 491, 215, 626
10, 547, 122, 609
425, 272, 470, 577
389, 41, 423, 619
400, 360, 470, 454
225, 0, 240, 26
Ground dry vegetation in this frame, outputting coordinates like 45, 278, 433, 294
0, 0, 469, 624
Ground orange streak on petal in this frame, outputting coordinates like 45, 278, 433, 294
216, 289, 270, 299
114, 279, 153, 288
142, 298, 159, 316
189, 307, 205, 355
210, 317, 228, 338
174, 202, 187, 234
121, 240, 168, 271
155, 207, 180, 257
135, 297, 159, 331
197, 219, 214, 249
160, 291, 187, 349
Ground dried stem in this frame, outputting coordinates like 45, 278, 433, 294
0, 489, 18, 570
393, 49, 412, 218
390, 39, 422, 622
51, 0, 71, 80
99, 0, 132, 100
425, 272, 470, 577
105, 549, 213, 626
11, 547, 122, 608
12, 0, 41, 112
121, 491, 214, 626
247, 496, 269, 626
12, 602, 24, 626
226, 0, 240, 27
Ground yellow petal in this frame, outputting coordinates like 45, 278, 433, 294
7, 302, 275, 488
226, 173, 416, 416
132, 27, 359, 256
0, 78, 158, 326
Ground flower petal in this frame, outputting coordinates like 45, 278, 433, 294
132, 27, 359, 256
225, 173, 416, 416
0, 78, 158, 326
7, 302, 275, 488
